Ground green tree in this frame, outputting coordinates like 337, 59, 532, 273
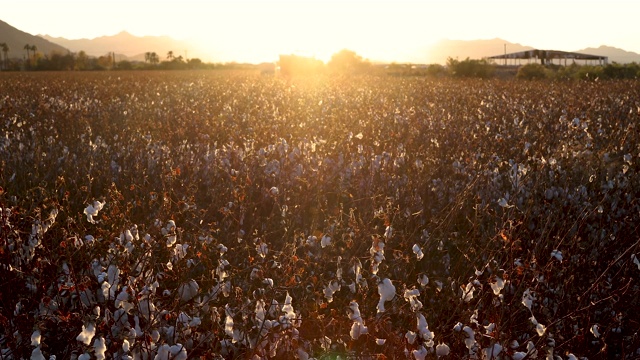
144, 52, 151, 63
75, 50, 89, 70
447, 57, 495, 78
327, 49, 370, 74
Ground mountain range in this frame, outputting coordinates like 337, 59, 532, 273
0, 19, 68, 59
1, 18, 639, 64
39, 32, 208, 63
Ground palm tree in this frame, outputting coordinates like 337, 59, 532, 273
150, 52, 159, 65
0, 43, 8, 70
144, 52, 151, 63
30, 45, 38, 67
24, 44, 31, 68
167, 50, 174, 61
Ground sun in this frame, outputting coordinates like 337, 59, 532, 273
188, 1, 432, 64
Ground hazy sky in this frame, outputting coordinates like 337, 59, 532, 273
1, 0, 638, 63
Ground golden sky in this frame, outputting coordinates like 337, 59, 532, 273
1, 0, 639, 63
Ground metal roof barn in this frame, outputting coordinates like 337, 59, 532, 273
489, 49, 608, 66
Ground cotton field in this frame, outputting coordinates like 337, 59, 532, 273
0, 71, 639, 359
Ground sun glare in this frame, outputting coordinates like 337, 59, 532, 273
188, 1, 438, 63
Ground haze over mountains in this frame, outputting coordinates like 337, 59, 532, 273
1, 19, 640, 64
39, 32, 216, 63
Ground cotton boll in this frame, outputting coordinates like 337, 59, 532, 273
405, 330, 417, 344
94, 337, 106, 360
321, 235, 331, 248
412, 244, 424, 260
412, 345, 428, 360
376, 338, 386, 345
498, 197, 512, 208
169, 344, 187, 360
491, 276, 505, 295
350, 321, 369, 340
404, 288, 423, 311
481, 343, 502, 359
462, 282, 474, 302
377, 278, 396, 313
435, 343, 450, 357
166, 235, 177, 247
522, 288, 535, 309
384, 226, 393, 240
416, 313, 434, 347
30, 346, 46, 360
323, 280, 341, 302
177, 280, 199, 303
122, 339, 130, 353
590, 324, 601, 338
31, 330, 41, 346
76, 323, 96, 345
418, 274, 429, 287
463, 326, 476, 350
453, 322, 463, 332
631, 254, 640, 270
78, 354, 91, 360
84, 200, 105, 223
256, 242, 268, 258
551, 250, 563, 262
530, 316, 546, 336
154, 344, 170, 360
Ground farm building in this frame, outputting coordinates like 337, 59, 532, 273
489, 49, 608, 66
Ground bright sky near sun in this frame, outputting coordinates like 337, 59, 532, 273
1, 0, 639, 63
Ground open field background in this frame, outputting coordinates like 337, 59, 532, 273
1, 71, 640, 359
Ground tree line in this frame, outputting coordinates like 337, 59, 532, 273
1, 42, 638, 78
0, 43, 211, 71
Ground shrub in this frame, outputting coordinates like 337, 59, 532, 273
516, 63, 550, 79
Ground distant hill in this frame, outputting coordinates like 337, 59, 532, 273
575, 45, 640, 64
416, 38, 534, 65
414, 39, 640, 65
39, 31, 210, 62
0, 19, 69, 59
